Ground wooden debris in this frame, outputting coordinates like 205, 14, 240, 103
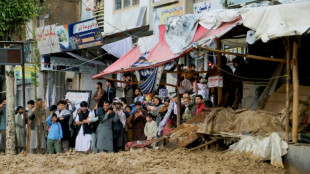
189, 139, 218, 151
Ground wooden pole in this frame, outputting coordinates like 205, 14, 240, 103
99, 76, 177, 88
285, 37, 291, 142
200, 47, 286, 63
292, 40, 299, 143
176, 64, 181, 126
216, 39, 222, 106
189, 139, 218, 151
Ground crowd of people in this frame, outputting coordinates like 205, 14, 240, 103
0, 57, 245, 154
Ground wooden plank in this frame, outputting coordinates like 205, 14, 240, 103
164, 124, 186, 137
189, 139, 218, 151
168, 125, 194, 141
169, 128, 200, 150
292, 40, 299, 143
201, 47, 286, 63
165, 126, 199, 149
177, 64, 181, 126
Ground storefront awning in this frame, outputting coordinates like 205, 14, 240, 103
92, 19, 242, 79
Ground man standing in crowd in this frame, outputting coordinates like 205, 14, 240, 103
93, 82, 106, 109
0, 98, 6, 152
123, 74, 135, 105
182, 97, 195, 122
55, 100, 71, 152
15, 106, 25, 153
28, 100, 46, 154
96, 101, 119, 153
75, 101, 92, 154
130, 101, 146, 141
106, 80, 116, 104
194, 95, 205, 117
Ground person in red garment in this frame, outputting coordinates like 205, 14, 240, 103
194, 95, 205, 117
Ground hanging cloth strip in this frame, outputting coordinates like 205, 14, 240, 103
135, 66, 164, 94
132, 55, 164, 94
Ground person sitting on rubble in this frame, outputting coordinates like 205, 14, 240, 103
194, 95, 205, 117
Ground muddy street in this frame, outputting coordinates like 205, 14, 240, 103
0, 149, 286, 174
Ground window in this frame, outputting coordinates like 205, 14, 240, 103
124, 0, 130, 8
115, 0, 122, 10
132, 0, 139, 5
114, 0, 139, 11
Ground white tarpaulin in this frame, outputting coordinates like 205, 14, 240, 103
241, 2, 310, 42
228, 132, 288, 168
199, 9, 241, 29
164, 14, 200, 54
102, 37, 133, 58
137, 35, 159, 54
35, 24, 61, 55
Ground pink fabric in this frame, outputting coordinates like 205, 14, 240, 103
146, 25, 177, 63
93, 19, 242, 79
92, 47, 142, 78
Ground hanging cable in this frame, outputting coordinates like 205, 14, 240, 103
215, 65, 289, 81
60, 53, 108, 71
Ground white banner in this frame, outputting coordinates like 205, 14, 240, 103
208, 76, 223, 88
194, 0, 223, 14
73, 19, 99, 34
35, 25, 61, 55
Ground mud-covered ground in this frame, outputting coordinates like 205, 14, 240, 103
0, 149, 286, 174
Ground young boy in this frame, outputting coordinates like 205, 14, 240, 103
144, 113, 157, 140
55, 100, 71, 152
46, 113, 63, 154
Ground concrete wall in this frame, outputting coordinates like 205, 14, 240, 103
285, 144, 310, 174
104, 0, 150, 34
79, 64, 112, 108
43, 0, 80, 26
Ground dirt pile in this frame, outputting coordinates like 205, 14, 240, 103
0, 149, 286, 174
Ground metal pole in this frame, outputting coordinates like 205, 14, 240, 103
22, 43, 26, 127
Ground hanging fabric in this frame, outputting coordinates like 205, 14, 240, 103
134, 66, 164, 94
132, 55, 164, 94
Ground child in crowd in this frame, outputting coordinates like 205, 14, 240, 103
197, 76, 206, 99
144, 113, 157, 140
46, 113, 63, 154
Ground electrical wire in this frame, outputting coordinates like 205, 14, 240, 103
215, 65, 289, 81
60, 53, 108, 71
81, 0, 142, 39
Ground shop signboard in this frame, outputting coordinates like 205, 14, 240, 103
159, 88, 168, 99
194, 0, 223, 14
35, 24, 61, 55
153, 1, 184, 35
226, 0, 256, 6
208, 76, 223, 88
56, 18, 103, 52
14, 64, 39, 85
0, 48, 23, 65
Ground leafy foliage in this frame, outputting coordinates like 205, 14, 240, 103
0, 0, 42, 40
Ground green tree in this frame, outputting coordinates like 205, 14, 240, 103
0, 0, 43, 155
